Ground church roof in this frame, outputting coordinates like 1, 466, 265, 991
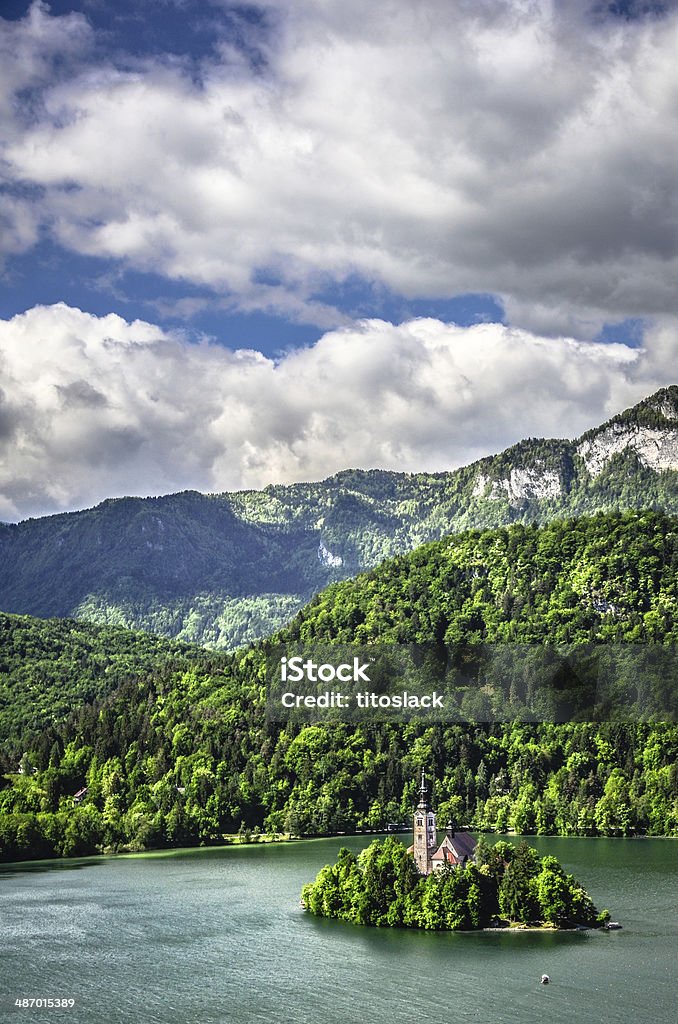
431, 832, 477, 865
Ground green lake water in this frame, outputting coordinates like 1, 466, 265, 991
1, 835, 677, 1024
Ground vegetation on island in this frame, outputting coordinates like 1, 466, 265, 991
0, 510, 677, 862
0, 388, 676, 650
301, 837, 609, 930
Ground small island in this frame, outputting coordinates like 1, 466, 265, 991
301, 773, 610, 931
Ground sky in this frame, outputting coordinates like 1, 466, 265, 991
0, 0, 677, 520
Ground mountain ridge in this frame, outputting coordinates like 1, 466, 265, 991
1, 386, 676, 649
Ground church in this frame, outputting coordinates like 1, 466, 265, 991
408, 769, 477, 875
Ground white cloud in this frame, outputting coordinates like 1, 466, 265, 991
1, 1, 678, 334
0, 302, 673, 520
0, 1, 90, 117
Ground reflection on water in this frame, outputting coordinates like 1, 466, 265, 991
0, 856, 106, 878
1, 835, 676, 1024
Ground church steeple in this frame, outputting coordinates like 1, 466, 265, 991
417, 767, 430, 810
412, 767, 437, 874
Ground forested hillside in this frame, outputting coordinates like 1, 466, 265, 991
0, 613, 208, 750
284, 509, 678, 645
0, 387, 676, 649
1, 511, 676, 862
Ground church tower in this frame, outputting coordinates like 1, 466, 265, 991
412, 768, 437, 875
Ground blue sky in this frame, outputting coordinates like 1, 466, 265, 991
0, 236, 508, 355
0, 0, 676, 517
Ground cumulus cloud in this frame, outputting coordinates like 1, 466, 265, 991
1, 0, 678, 335
0, 302, 673, 520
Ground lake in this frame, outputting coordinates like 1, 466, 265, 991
1, 835, 676, 1024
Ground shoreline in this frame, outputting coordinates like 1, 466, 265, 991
1, 827, 676, 870
481, 925, 593, 932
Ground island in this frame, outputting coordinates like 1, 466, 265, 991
301, 773, 610, 931
301, 836, 610, 930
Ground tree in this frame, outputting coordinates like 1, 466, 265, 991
535, 856, 569, 924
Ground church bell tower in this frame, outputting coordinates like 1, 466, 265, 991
413, 768, 437, 875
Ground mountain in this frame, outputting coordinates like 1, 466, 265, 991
1, 510, 676, 861
1, 386, 676, 649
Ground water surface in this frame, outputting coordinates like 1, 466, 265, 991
1, 835, 676, 1024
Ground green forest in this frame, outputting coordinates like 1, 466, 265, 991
0, 510, 677, 862
301, 837, 607, 930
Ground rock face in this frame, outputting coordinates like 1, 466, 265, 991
473, 467, 562, 504
318, 541, 343, 568
576, 386, 678, 478
577, 423, 678, 478
577, 391, 678, 479
485, 386, 678, 493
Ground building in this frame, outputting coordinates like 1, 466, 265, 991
410, 767, 439, 873
408, 768, 477, 875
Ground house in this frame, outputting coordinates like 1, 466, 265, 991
408, 768, 477, 875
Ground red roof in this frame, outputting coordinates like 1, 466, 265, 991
430, 832, 477, 865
